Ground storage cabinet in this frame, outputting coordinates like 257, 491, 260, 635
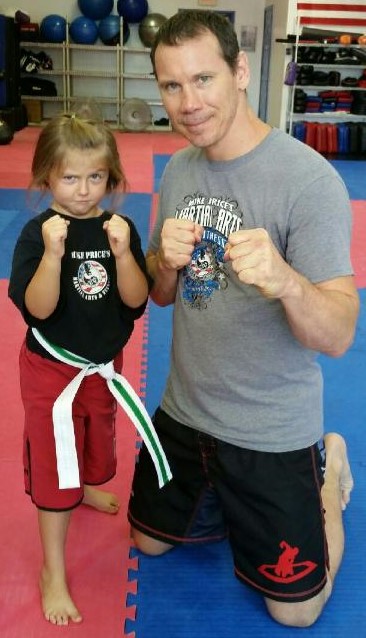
20, 22, 170, 130
66, 43, 121, 124
288, 44, 366, 130
284, 41, 366, 156
20, 42, 67, 122
121, 45, 168, 125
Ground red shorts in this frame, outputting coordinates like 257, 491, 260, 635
19, 342, 123, 511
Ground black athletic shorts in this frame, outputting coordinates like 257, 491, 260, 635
128, 407, 328, 602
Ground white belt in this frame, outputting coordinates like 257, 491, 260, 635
32, 328, 172, 490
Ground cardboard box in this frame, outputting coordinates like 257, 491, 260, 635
22, 99, 42, 123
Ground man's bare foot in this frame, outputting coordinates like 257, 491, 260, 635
324, 433, 354, 511
40, 566, 82, 626
82, 485, 120, 514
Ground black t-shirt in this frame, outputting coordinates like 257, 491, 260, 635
8, 208, 150, 364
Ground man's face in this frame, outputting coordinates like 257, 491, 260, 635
155, 32, 249, 159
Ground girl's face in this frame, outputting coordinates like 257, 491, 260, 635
48, 148, 109, 219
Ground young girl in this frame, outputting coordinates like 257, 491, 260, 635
8, 112, 159, 626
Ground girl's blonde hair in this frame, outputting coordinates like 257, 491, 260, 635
31, 110, 127, 194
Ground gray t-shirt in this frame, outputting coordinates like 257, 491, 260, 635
149, 128, 353, 452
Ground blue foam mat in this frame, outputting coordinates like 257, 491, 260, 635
329, 160, 366, 200
126, 522, 364, 638
0, 191, 152, 278
142, 144, 366, 638
130, 289, 366, 637
145, 302, 172, 415
153, 154, 171, 192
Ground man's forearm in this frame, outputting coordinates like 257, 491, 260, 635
281, 273, 359, 357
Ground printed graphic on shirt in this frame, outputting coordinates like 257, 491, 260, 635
257, 540, 317, 584
73, 260, 110, 300
175, 193, 244, 310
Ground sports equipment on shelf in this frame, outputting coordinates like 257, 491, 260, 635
117, 0, 149, 24
138, 13, 167, 48
98, 15, 130, 45
78, 0, 114, 21
40, 14, 67, 43
69, 16, 99, 45
120, 97, 152, 131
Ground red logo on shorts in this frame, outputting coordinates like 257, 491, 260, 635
258, 540, 317, 584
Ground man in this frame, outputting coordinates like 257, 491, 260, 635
128, 10, 359, 627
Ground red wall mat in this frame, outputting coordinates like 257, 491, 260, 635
0, 279, 144, 637
351, 200, 366, 289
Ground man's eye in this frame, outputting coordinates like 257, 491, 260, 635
198, 75, 211, 85
164, 82, 179, 93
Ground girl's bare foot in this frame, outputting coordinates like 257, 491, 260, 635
40, 566, 82, 626
82, 485, 120, 514
324, 433, 354, 511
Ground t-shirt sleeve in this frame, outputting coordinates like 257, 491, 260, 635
286, 172, 353, 283
8, 217, 44, 319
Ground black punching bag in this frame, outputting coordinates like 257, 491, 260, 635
0, 15, 21, 107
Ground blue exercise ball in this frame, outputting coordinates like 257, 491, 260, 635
69, 16, 99, 45
40, 14, 67, 43
98, 15, 130, 45
117, 0, 149, 24
78, 0, 114, 21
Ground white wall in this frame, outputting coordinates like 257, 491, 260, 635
0, 0, 270, 115
150, 0, 266, 114
265, 0, 292, 128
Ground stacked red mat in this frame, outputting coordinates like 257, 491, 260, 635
292, 121, 366, 155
